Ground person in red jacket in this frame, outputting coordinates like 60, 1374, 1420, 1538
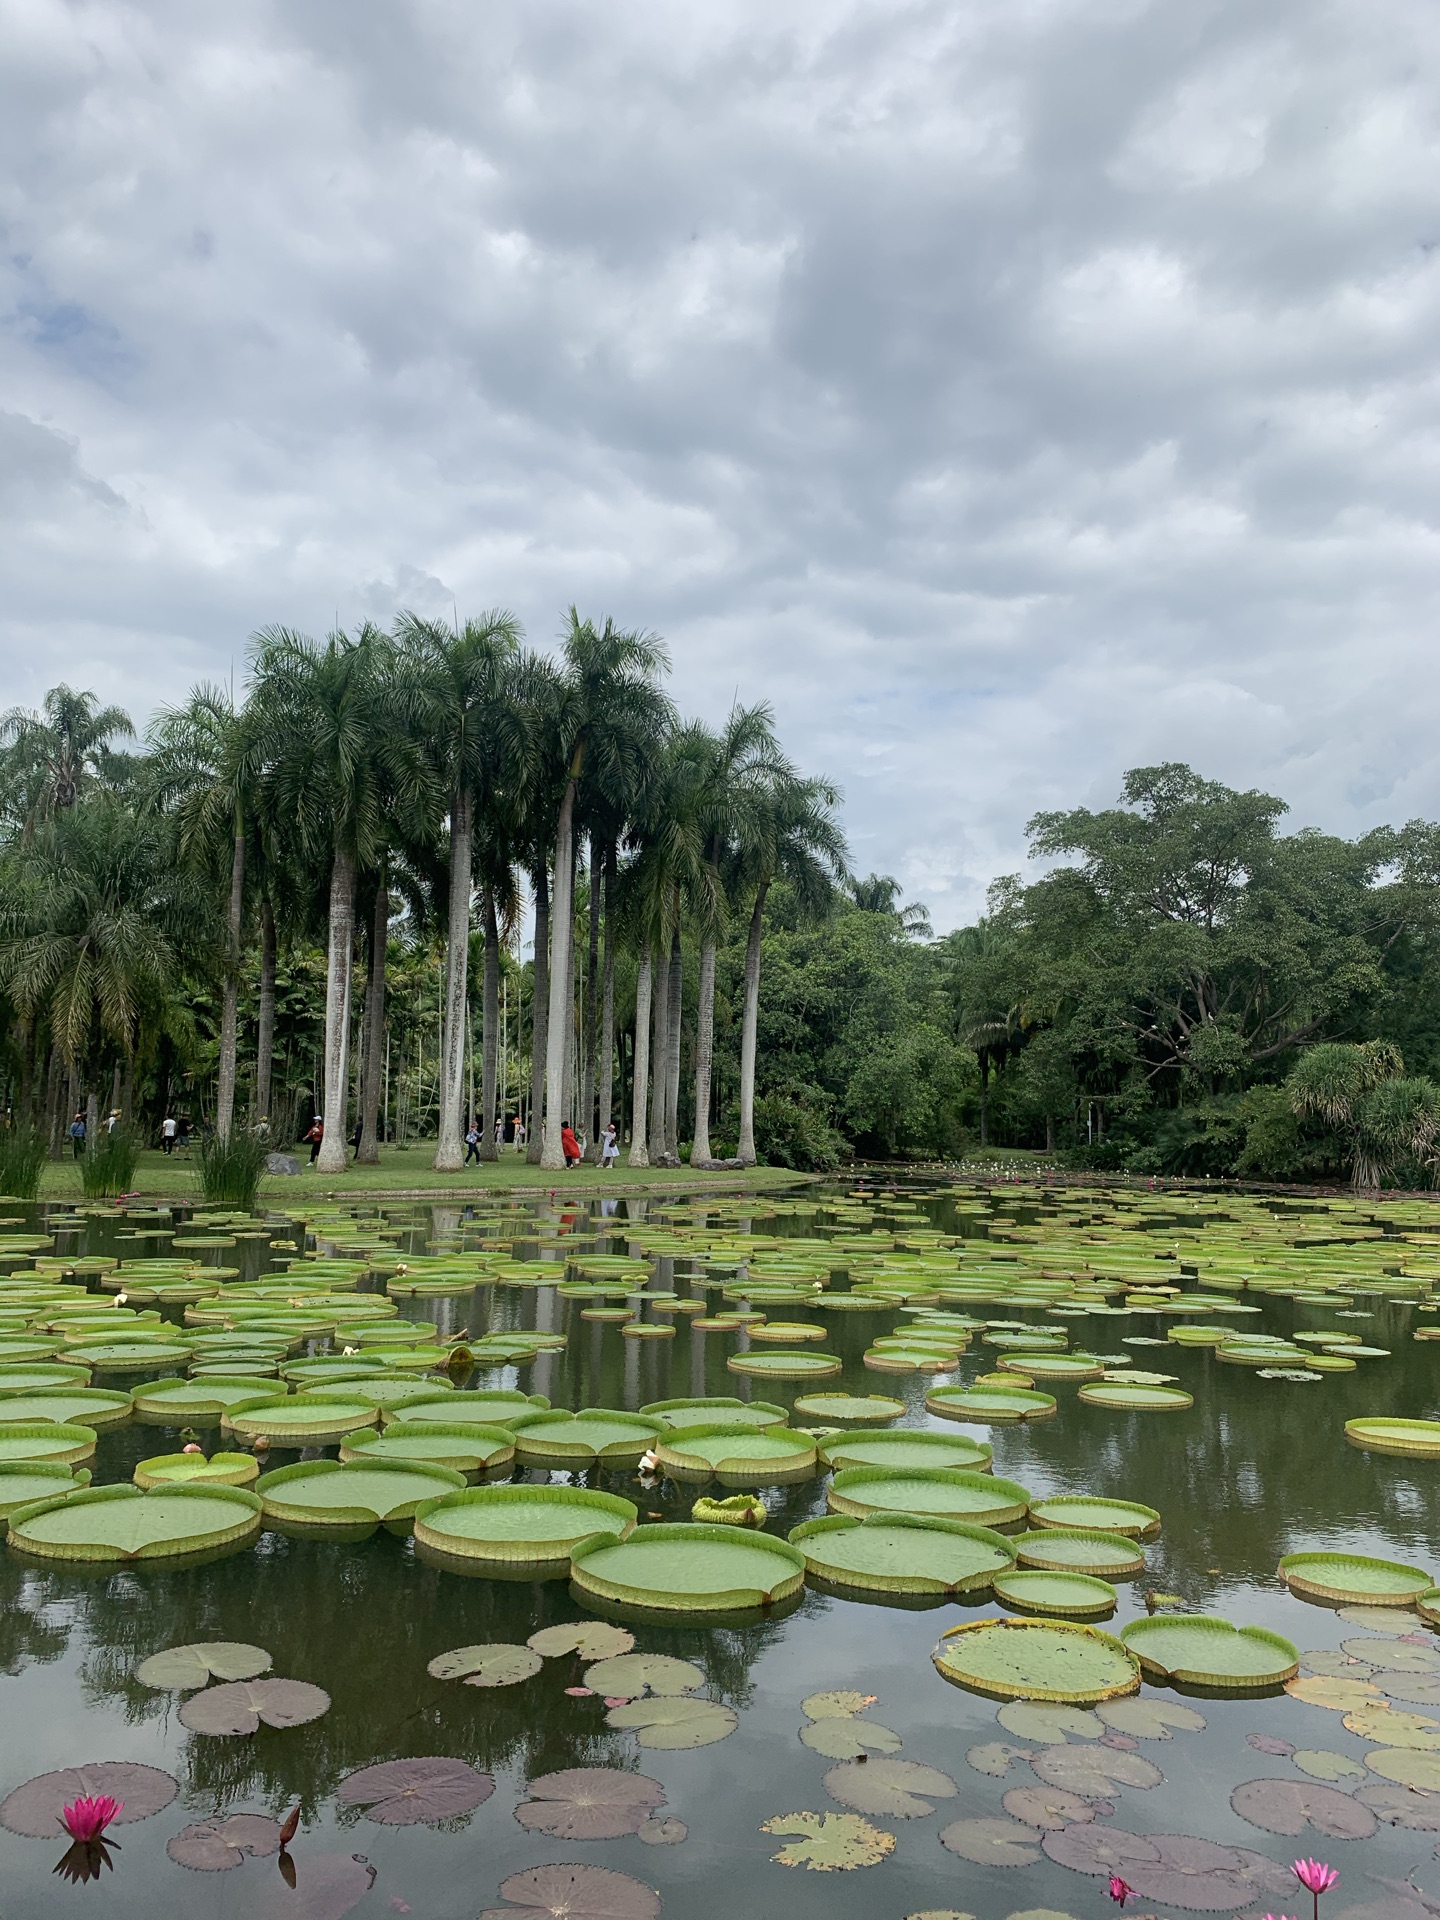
560, 1123, 582, 1168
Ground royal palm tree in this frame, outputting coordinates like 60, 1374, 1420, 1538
0, 686, 134, 839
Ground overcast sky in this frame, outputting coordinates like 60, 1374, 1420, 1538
3, 0, 1438, 928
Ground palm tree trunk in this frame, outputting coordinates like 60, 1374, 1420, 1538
255, 897, 276, 1126
663, 924, 683, 1161
355, 872, 387, 1164
979, 1057, 990, 1148
316, 842, 356, 1174
215, 825, 245, 1142
648, 926, 670, 1157
627, 941, 652, 1167
435, 789, 473, 1171
44, 1044, 63, 1159
596, 843, 616, 1158
737, 880, 768, 1166
526, 864, 549, 1164
581, 833, 600, 1145
691, 934, 717, 1164
479, 887, 500, 1161
541, 768, 580, 1169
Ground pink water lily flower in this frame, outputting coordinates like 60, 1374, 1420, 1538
1108, 1875, 1133, 1906
1293, 1859, 1339, 1920
60, 1796, 122, 1843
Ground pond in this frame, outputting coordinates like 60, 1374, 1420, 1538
1, 1175, 1439, 1920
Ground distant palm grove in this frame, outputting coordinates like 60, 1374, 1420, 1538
4, 620, 1440, 1187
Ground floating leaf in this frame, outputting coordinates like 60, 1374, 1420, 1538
336, 1755, 495, 1824
7, 1483, 260, 1563
572, 1523, 806, 1613
1247, 1732, 1295, 1756
178, 1676, 331, 1736
823, 1758, 956, 1818
1010, 1530, 1146, 1577
1343, 1705, 1440, 1749
829, 1464, 1030, 1527
514, 1769, 665, 1839
605, 1696, 738, 1749
1293, 1749, 1370, 1784
800, 1717, 903, 1758
967, 1741, 1032, 1777
1095, 1699, 1205, 1740
1342, 1637, 1440, 1675
480, 1863, 660, 1920
1286, 1675, 1381, 1711
1024, 1496, 1159, 1538
1337, 1605, 1424, 1630
427, 1643, 543, 1688
254, 1851, 377, 1920
0, 1761, 177, 1836
167, 1813, 282, 1869
934, 1619, 1140, 1705
790, 1512, 1015, 1596
1278, 1551, 1433, 1607
1230, 1776, 1378, 1838
1120, 1615, 1298, 1688
582, 1653, 704, 1700
1302, 1649, 1376, 1678
1377, 1673, 1440, 1705
1030, 1743, 1163, 1796
1354, 1782, 1440, 1828
527, 1623, 635, 1661
637, 1817, 686, 1845
1043, 1825, 1299, 1911
1364, 1748, 1440, 1790
762, 1809, 897, 1870
802, 1689, 877, 1719
1002, 1785, 1099, 1829
997, 1703, 1102, 1743
135, 1640, 272, 1690
938, 1815, 1042, 1865
994, 1569, 1117, 1618
414, 1485, 637, 1569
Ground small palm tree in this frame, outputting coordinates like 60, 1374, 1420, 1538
0, 686, 134, 839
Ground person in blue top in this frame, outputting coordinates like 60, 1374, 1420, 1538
68, 1112, 86, 1160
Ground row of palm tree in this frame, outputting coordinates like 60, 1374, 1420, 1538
0, 613, 849, 1174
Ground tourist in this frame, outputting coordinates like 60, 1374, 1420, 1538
69, 1111, 86, 1160
513, 1116, 527, 1152
160, 1114, 177, 1155
350, 1117, 363, 1161
561, 1122, 582, 1168
601, 1122, 619, 1169
464, 1119, 482, 1166
304, 1116, 323, 1164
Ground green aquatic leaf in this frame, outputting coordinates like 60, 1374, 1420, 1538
965, 1741, 1032, 1777
571, 1522, 807, 1614
799, 1716, 903, 1758
937, 1815, 1042, 1865
823, 1757, 956, 1818
1076, 1382, 1193, 1411
1292, 1748, 1370, 1783
0, 1421, 97, 1466
828, 1465, 1031, 1527
761, 1809, 896, 1870
1029, 1742, 1163, 1795
1095, 1698, 1205, 1739
791, 1393, 904, 1423
818, 1430, 992, 1472
511, 1409, 665, 1466
1025, 1495, 1160, 1538
726, 1350, 843, 1379
8, 1483, 261, 1563
655, 1423, 818, 1485
527, 1622, 635, 1661
606, 1695, 739, 1748
413, 1484, 637, 1569
995, 1702, 1102, 1743
0, 1387, 132, 1428
789, 1513, 1014, 1596
135, 1641, 272, 1690
993, 1570, 1117, 1618
1120, 1615, 1299, 1687
802, 1689, 879, 1719
582, 1653, 705, 1699
933, 1618, 1140, 1704
1278, 1550, 1433, 1606
256, 1459, 466, 1529
134, 1451, 259, 1489
925, 1385, 1057, 1424
640, 1397, 787, 1430
1010, 1530, 1146, 1577
427, 1643, 543, 1687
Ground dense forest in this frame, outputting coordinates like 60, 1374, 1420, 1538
3, 626, 1440, 1187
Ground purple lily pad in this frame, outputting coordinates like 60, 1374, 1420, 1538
167, 1813, 282, 1869
1043, 1825, 1298, 1911
1246, 1732, 1296, 1757
637, 1816, 686, 1845
0, 1761, 178, 1837
1003, 1784, 1099, 1830
178, 1678, 331, 1736
1355, 1783, 1440, 1829
514, 1770, 665, 1840
966, 1741, 1032, 1777
1231, 1776, 1378, 1839
1029, 1743, 1163, 1796
337, 1755, 494, 1825
480, 1863, 661, 1920
255, 1852, 378, 1919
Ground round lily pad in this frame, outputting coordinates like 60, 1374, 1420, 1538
1002, 1784, 1099, 1829
1355, 1781, 1440, 1826
1120, 1615, 1299, 1688
828, 1465, 1030, 1526
339, 1422, 516, 1474
792, 1393, 905, 1423
337, 1755, 495, 1825
515, 1768, 665, 1839
167, 1813, 282, 1870
761, 1809, 896, 1870
134, 1451, 259, 1489
389, 1390, 550, 1429
1366, 1747, 1440, 1789
256, 1459, 466, 1531
131, 1377, 279, 1421
1025, 1495, 1160, 1538
1345, 1417, 1440, 1457
1344, 1704, 1440, 1747
0, 1364, 92, 1392
0, 1760, 178, 1836
528, 1622, 635, 1660
511, 1410, 665, 1466
726, 1350, 842, 1379
427, 1643, 544, 1687
1041, 1824, 1298, 1911
800, 1717, 903, 1757
933, 1618, 1140, 1703
1095, 1698, 1205, 1738
996, 1702, 1102, 1741
1077, 1382, 1193, 1411
226, 1397, 381, 1446
64, 1340, 195, 1372
1030, 1744, 1163, 1794
135, 1641, 272, 1689
1230, 1776, 1378, 1838
7, 1482, 261, 1562
1286, 1674, 1382, 1710
998, 1354, 1104, 1381
0, 1461, 89, 1515
582, 1654, 704, 1698
994, 1570, 1118, 1618
1278, 1551, 1433, 1606
926, 1385, 1057, 1423
605, 1695, 739, 1748
789, 1513, 1015, 1595
824, 1757, 956, 1818
570, 1521, 806, 1613
178, 1676, 331, 1735
938, 1815, 1042, 1865
640, 1397, 787, 1430
818, 1430, 992, 1472
1291, 1748, 1369, 1783
1010, 1531, 1146, 1577
0, 1387, 132, 1428
802, 1689, 880, 1718
413, 1485, 637, 1571
0, 1421, 97, 1466
655, 1424, 818, 1485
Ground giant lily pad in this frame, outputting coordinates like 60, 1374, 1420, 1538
0, 1364, 92, 1392
64, 1340, 195, 1372
582, 1653, 704, 1698
1344, 1418, 1440, 1457
178, 1677, 331, 1735
726, 1351, 842, 1379
0, 1760, 178, 1836
1041, 1824, 1299, 1911
818, 1430, 992, 1472
413, 1485, 637, 1571
136, 1641, 272, 1689
933, 1618, 1140, 1703
0, 1460, 89, 1515
1077, 1383, 1193, 1412
788, 1513, 1014, 1596
7, 1482, 261, 1562
792, 1393, 905, 1423
1011, 1530, 1146, 1577
388, 1390, 551, 1430
132, 1377, 279, 1421
994, 1570, 1118, 1618
828, 1465, 1030, 1526
1119, 1615, 1298, 1688
640, 1397, 788, 1430
226, 1398, 381, 1446
339, 1422, 516, 1474
480, 1863, 659, 1920
337, 1755, 494, 1825
938, 1816, 1042, 1865
926, 1384, 1057, 1423
0, 1421, 98, 1466
514, 1769, 665, 1839
761, 1809, 896, 1869
655, 1424, 818, 1485
511, 1410, 665, 1466
1025, 1496, 1159, 1539
1229, 1776, 1377, 1838
167, 1813, 282, 1869
134, 1451, 259, 1489
0, 1387, 132, 1428
571, 1522, 806, 1613
998, 1354, 1104, 1381
605, 1695, 739, 1748
1279, 1551, 1432, 1606
428, 1643, 544, 1687
256, 1459, 466, 1532
823, 1758, 956, 1817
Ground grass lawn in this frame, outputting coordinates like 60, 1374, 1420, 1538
36, 1143, 817, 1205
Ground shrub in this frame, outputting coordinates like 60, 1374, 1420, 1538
81, 1128, 141, 1198
196, 1128, 269, 1209
752, 1091, 849, 1173
0, 1126, 47, 1201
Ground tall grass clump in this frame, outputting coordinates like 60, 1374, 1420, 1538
197, 1129, 269, 1210
81, 1129, 141, 1199
0, 1126, 47, 1201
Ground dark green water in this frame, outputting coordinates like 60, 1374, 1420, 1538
2, 1180, 1439, 1920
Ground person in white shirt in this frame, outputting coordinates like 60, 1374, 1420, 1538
601, 1123, 620, 1169
161, 1115, 177, 1155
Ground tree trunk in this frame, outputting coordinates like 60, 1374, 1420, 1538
1046, 1113, 1055, 1154
434, 789, 474, 1170
648, 926, 670, 1159
691, 934, 717, 1164
255, 897, 277, 1126
526, 864, 549, 1164
541, 768, 580, 1169
215, 825, 245, 1142
316, 841, 356, 1174
628, 942, 652, 1167
581, 833, 600, 1145
663, 923, 683, 1161
736, 881, 768, 1166
479, 887, 500, 1161
596, 843, 616, 1160
979, 1058, 990, 1148
16, 1018, 34, 1127
44, 1044, 63, 1157
356, 871, 387, 1164
121, 1057, 135, 1134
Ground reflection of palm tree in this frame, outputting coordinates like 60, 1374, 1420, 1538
0, 685, 133, 839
